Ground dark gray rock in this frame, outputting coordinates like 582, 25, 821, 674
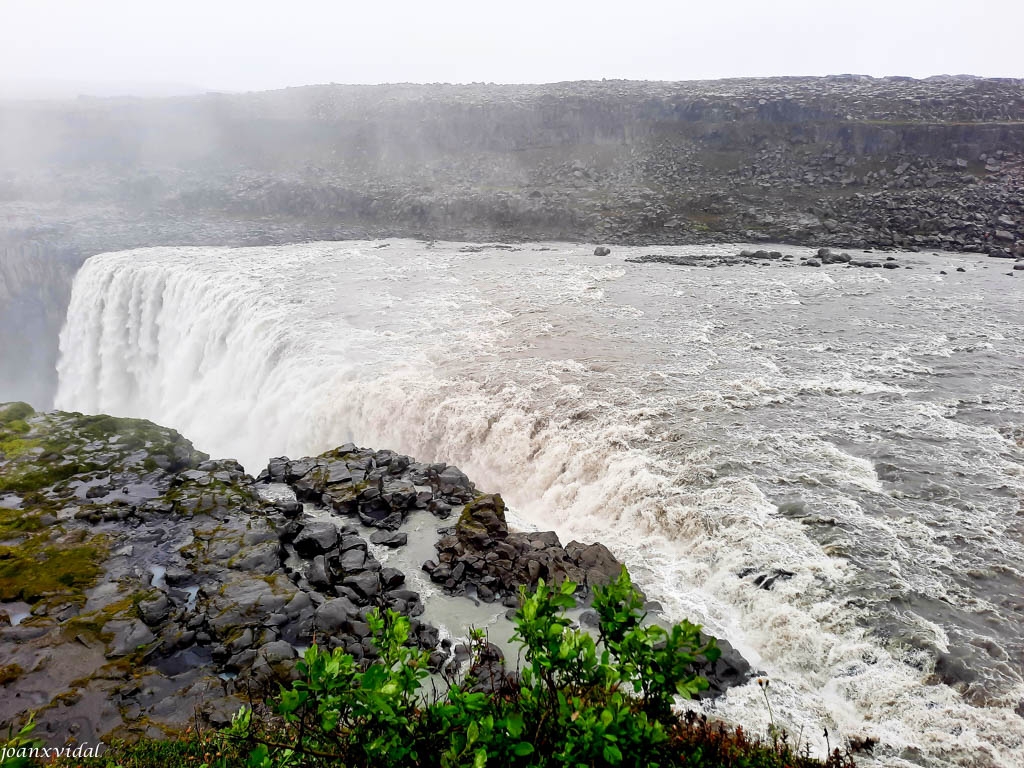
293, 521, 339, 556
314, 597, 360, 633
138, 594, 171, 626
369, 530, 408, 548
339, 547, 367, 572
343, 572, 381, 601
380, 568, 405, 590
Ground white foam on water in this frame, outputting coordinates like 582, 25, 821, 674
55, 240, 1024, 767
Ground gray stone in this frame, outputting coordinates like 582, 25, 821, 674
339, 547, 367, 572
437, 466, 472, 495
232, 541, 281, 573
138, 594, 171, 626
314, 597, 360, 633
293, 521, 339, 556
107, 619, 156, 657
380, 568, 405, 589
339, 534, 368, 552
306, 555, 332, 589
369, 531, 408, 548
259, 640, 297, 664
343, 572, 381, 601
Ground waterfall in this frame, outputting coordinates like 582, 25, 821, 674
53, 240, 1024, 768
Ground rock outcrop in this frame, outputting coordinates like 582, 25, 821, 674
424, 494, 622, 602
0, 404, 750, 744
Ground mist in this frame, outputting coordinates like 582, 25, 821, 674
0, 1, 1022, 409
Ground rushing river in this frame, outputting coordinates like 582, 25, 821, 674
55, 240, 1024, 767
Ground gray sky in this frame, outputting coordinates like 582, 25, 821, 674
2, 0, 1022, 96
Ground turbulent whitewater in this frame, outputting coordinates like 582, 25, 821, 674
56, 240, 1024, 767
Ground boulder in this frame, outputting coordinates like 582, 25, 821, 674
314, 597, 360, 633
343, 571, 381, 601
369, 530, 408, 548
293, 521, 339, 556
456, 494, 508, 544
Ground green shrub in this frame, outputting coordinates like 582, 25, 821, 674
212, 568, 842, 768
52, 568, 848, 768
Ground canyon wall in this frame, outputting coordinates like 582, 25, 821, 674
1, 76, 1023, 404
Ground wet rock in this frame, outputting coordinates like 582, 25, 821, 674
339, 547, 367, 572
306, 555, 333, 589
293, 521, 339, 556
437, 465, 473, 496
107, 619, 156, 657
314, 597, 360, 633
468, 642, 513, 694
232, 541, 281, 573
138, 594, 171, 626
694, 636, 753, 699
380, 568, 406, 590
593, 246, 611, 256
343, 572, 381, 602
369, 530, 408, 548
275, 500, 303, 518
259, 640, 296, 665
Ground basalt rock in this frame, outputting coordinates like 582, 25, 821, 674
421, 493, 626, 602
0, 408, 444, 745
0, 406, 751, 744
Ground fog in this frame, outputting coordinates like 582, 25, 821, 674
1, 0, 1022, 97
1, 0, 1022, 410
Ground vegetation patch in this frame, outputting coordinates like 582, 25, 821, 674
62, 593, 147, 644
0, 663, 24, 686
0, 402, 35, 425
0, 461, 93, 494
0, 532, 107, 603
54, 570, 852, 768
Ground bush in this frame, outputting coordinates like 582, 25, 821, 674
209, 568, 846, 768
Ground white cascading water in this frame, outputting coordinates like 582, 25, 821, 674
56, 241, 1024, 768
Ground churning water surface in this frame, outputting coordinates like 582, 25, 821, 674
55, 240, 1024, 767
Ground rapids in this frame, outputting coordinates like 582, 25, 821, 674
55, 240, 1024, 767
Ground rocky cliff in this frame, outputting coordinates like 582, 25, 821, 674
0, 404, 749, 746
0, 237, 81, 407
2, 76, 1023, 408
3, 76, 1023, 251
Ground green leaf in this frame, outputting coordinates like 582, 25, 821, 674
505, 712, 524, 738
603, 744, 623, 764
474, 748, 488, 768
467, 720, 480, 745
513, 742, 535, 756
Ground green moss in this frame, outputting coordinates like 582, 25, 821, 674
0, 434, 42, 459
62, 593, 145, 643
0, 460, 93, 494
0, 663, 24, 685
456, 493, 507, 535
0, 533, 107, 603
0, 507, 44, 538
4, 419, 31, 435
0, 402, 35, 425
